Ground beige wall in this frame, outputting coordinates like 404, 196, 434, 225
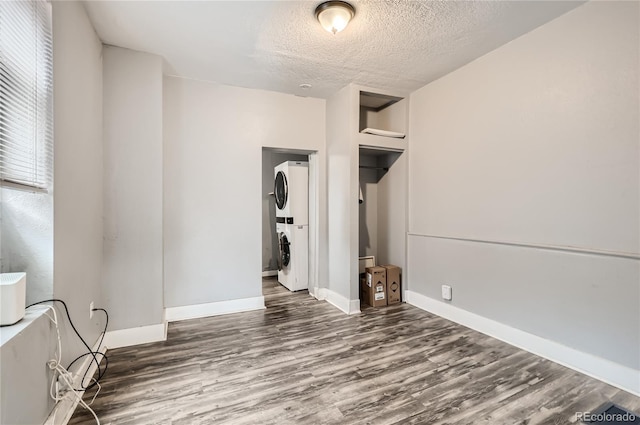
52, 0, 105, 374
326, 85, 357, 300
408, 0, 639, 377
102, 46, 164, 331
163, 77, 326, 307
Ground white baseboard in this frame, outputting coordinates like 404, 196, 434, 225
44, 336, 107, 425
261, 270, 278, 277
165, 296, 265, 322
316, 287, 327, 300
309, 286, 323, 300
405, 290, 640, 397
348, 299, 361, 315
324, 288, 361, 315
103, 323, 167, 349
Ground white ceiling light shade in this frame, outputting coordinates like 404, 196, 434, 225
315, 1, 355, 34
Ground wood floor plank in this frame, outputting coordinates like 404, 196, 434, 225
69, 278, 639, 425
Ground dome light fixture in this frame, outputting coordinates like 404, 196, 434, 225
315, 1, 355, 35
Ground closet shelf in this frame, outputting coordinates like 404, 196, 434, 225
360, 128, 405, 139
357, 133, 406, 152
359, 165, 389, 171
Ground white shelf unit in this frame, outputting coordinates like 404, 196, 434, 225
326, 84, 409, 306
357, 88, 408, 151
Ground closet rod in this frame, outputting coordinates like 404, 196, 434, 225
359, 165, 389, 171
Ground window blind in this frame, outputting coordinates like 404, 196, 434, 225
0, 0, 53, 190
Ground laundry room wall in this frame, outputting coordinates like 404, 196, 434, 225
164, 77, 326, 309
407, 0, 639, 392
261, 150, 308, 274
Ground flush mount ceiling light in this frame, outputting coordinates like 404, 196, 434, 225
315, 1, 355, 35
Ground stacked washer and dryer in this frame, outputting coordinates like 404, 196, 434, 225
274, 161, 309, 291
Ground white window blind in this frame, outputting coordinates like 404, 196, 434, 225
0, 0, 53, 190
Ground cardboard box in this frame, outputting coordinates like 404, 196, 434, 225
382, 265, 401, 305
362, 266, 387, 307
362, 279, 386, 308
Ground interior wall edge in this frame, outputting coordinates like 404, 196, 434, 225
324, 288, 361, 315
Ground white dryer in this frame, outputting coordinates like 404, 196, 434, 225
274, 161, 308, 225
276, 222, 308, 291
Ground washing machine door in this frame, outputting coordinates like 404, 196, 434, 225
277, 232, 290, 271
274, 171, 288, 210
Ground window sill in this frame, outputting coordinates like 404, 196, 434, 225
0, 305, 50, 348
0, 179, 48, 194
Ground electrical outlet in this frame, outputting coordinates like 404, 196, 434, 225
89, 301, 94, 319
442, 285, 452, 301
56, 376, 70, 398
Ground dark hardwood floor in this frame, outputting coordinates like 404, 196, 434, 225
69, 277, 639, 424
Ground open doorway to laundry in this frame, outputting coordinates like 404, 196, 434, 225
261, 147, 318, 304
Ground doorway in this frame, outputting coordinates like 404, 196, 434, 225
261, 147, 319, 301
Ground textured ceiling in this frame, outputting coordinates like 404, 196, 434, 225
83, 0, 582, 99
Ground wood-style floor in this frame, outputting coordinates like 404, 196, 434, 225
70, 278, 639, 425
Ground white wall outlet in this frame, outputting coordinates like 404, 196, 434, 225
56, 376, 69, 398
442, 285, 452, 301
89, 301, 94, 319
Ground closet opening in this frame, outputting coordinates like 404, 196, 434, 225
358, 146, 406, 307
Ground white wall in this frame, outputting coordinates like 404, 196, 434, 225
102, 46, 164, 331
377, 151, 407, 270
326, 85, 358, 300
408, 0, 639, 378
163, 77, 326, 308
52, 0, 105, 365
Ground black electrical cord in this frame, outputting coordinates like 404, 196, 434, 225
26, 300, 109, 392
68, 308, 109, 391
67, 351, 108, 391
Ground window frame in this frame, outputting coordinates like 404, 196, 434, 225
0, 0, 53, 194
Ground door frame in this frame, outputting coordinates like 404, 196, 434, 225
261, 147, 320, 297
